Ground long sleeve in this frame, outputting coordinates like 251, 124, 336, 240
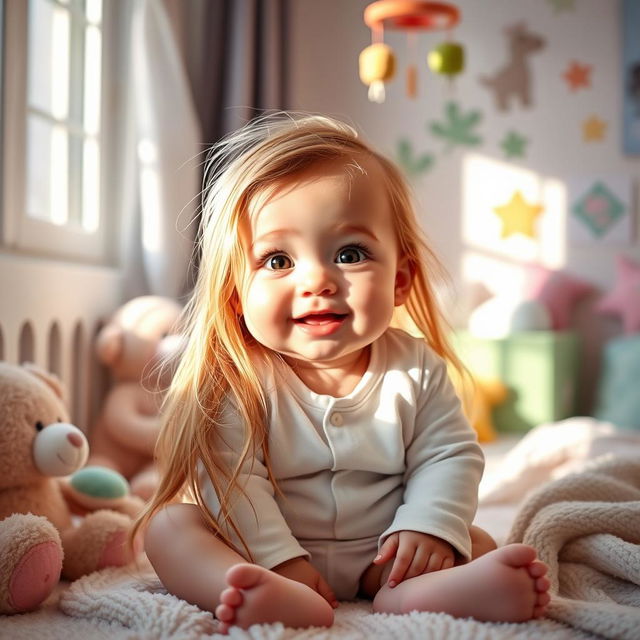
379, 353, 484, 560
198, 399, 309, 569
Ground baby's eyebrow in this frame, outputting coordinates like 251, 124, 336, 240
251, 228, 300, 248
334, 224, 379, 242
251, 224, 378, 251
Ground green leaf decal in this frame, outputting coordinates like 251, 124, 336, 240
395, 139, 434, 178
430, 101, 484, 150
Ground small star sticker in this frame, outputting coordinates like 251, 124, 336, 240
494, 191, 544, 238
547, 0, 575, 13
563, 61, 592, 91
501, 131, 528, 158
583, 116, 607, 141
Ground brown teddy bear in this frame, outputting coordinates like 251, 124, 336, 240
88, 296, 183, 500
0, 362, 142, 615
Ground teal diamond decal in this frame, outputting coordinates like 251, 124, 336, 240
572, 182, 625, 237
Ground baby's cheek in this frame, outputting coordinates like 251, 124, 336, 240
244, 283, 290, 342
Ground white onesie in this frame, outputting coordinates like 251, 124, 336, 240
200, 328, 484, 599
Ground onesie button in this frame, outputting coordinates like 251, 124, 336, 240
330, 412, 343, 427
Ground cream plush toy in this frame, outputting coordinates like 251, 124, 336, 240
0, 362, 142, 615
88, 296, 183, 500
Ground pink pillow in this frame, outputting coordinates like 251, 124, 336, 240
523, 264, 594, 330
596, 255, 640, 334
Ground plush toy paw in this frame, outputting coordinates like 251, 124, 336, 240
61, 510, 140, 581
0, 513, 63, 614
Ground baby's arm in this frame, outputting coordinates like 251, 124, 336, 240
380, 353, 484, 579
199, 399, 337, 606
200, 400, 307, 565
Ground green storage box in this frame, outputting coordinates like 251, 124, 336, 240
452, 331, 580, 432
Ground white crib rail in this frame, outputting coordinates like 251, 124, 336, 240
0, 253, 122, 432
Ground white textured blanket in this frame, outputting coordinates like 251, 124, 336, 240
507, 455, 640, 640
4, 419, 634, 640
0, 560, 595, 640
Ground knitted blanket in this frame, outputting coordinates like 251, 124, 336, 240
0, 563, 596, 640
507, 455, 640, 640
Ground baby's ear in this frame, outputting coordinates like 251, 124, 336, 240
394, 256, 414, 306
230, 290, 243, 316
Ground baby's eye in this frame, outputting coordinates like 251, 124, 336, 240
264, 253, 293, 270
335, 246, 367, 264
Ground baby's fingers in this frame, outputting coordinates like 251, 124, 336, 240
403, 548, 430, 580
424, 552, 444, 574
317, 576, 339, 609
387, 550, 414, 587
374, 534, 399, 565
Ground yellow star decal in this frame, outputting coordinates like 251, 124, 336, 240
493, 191, 544, 238
583, 116, 606, 141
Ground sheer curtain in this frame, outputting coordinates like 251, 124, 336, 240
116, 0, 287, 300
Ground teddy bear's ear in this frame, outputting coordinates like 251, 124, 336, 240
22, 362, 67, 402
95, 324, 124, 366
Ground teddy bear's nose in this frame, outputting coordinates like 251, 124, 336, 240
67, 432, 84, 448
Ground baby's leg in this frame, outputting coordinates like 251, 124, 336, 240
373, 544, 550, 623
469, 524, 498, 559
145, 503, 333, 633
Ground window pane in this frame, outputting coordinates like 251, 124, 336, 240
84, 24, 101, 135
28, 0, 70, 120
26, 115, 69, 225
82, 137, 100, 232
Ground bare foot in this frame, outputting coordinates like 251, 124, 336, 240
214, 563, 335, 634
373, 543, 551, 623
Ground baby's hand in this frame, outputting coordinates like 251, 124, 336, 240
272, 556, 339, 608
374, 531, 456, 587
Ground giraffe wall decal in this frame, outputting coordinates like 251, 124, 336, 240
480, 23, 546, 111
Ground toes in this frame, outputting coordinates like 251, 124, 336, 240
220, 587, 243, 607
532, 605, 547, 618
535, 576, 550, 593
225, 563, 264, 590
496, 543, 537, 568
218, 621, 231, 634
528, 561, 548, 578
537, 591, 551, 607
215, 603, 236, 623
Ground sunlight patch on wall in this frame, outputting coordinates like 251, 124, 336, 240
461, 252, 524, 297
462, 154, 567, 278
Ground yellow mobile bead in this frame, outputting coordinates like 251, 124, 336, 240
359, 43, 396, 102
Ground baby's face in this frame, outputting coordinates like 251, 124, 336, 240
238, 156, 411, 370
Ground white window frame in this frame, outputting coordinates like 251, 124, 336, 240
1, 0, 119, 264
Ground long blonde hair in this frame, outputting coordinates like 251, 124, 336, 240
131, 112, 463, 557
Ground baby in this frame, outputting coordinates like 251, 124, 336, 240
134, 113, 550, 633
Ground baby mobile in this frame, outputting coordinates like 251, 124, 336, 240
359, 0, 465, 103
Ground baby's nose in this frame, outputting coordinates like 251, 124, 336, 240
299, 263, 337, 296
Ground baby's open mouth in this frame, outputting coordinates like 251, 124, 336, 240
294, 313, 347, 325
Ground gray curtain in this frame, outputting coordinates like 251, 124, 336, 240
162, 0, 288, 284
118, 0, 287, 301
166, 0, 288, 143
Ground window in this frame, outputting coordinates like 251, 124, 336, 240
1, 0, 118, 262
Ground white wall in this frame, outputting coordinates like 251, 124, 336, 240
287, 0, 640, 411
